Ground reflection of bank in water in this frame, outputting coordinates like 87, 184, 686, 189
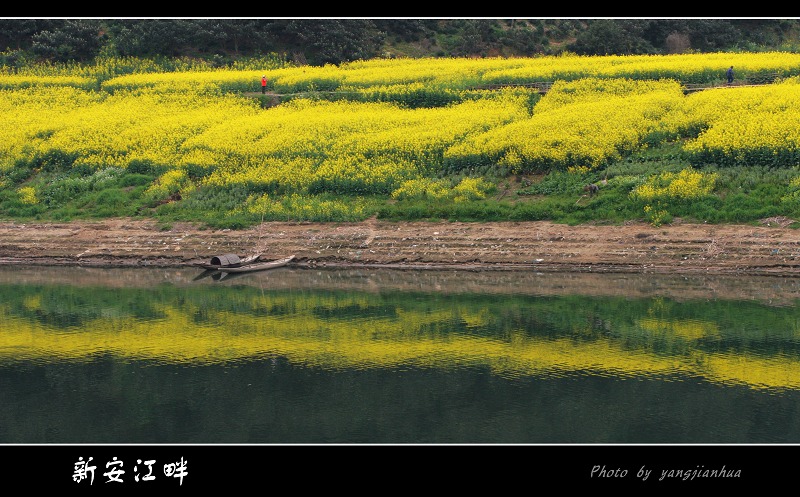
3, 265, 800, 304
1, 265, 798, 392
2, 298, 798, 392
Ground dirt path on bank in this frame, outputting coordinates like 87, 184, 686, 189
1, 217, 799, 277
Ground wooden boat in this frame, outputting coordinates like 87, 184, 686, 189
194, 252, 263, 270
216, 255, 295, 273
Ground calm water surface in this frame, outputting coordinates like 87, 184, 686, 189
2, 265, 800, 444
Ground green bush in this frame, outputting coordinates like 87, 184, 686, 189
119, 173, 155, 187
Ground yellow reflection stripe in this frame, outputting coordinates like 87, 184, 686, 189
2, 310, 796, 391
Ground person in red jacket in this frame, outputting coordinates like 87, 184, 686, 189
261, 75, 267, 94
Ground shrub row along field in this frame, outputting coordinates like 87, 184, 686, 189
2, 52, 800, 227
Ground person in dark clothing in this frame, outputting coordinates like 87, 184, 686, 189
726, 66, 734, 85
261, 75, 267, 94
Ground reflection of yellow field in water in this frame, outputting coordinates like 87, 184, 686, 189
2, 303, 798, 392
638, 317, 720, 341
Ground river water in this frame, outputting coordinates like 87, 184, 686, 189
1, 265, 800, 445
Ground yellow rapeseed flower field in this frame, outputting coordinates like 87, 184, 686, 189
3, 52, 800, 222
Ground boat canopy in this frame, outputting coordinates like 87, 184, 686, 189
210, 254, 241, 267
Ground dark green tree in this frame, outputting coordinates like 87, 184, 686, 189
105, 19, 193, 57
435, 19, 500, 57
373, 19, 433, 43
498, 20, 548, 55
640, 19, 746, 52
30, 19, 104, 62
568, 19, 656, 55
681, 19, 741, 51
452, 22, 487, 56
0, 19, 61, 51
189, 19, 273, 55
281, 19, 385, 65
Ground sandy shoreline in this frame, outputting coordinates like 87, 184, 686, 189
0, 217, 799, 277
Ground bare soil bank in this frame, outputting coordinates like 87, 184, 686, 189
1, 217, 799, 277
